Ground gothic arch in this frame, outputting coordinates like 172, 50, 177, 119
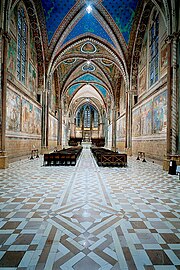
7, 0, 46, 89
130, 0, 170, 95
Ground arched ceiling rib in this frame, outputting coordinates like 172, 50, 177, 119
41, 0, 139, 46
39, 0, 139, 111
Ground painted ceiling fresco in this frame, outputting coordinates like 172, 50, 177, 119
41, 0, 139, 43
102, 0, 138, 43
94, 84, 107, 97
42, 0, 76, 42
68, 83, 82, 96
75, 74, 103, 84
62, 13, 115, 46
68, 82, 107, 97
69, 74, 107, 97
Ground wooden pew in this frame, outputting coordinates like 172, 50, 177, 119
43, 146, 82, 166
91, 147, 127, 167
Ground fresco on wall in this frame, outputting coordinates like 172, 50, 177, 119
132, 108, 141, 137
49, 115, 58, 140
30, 29, 37, 65
139, 31, 147, 72
10, 7, 17, 37
141, 101, 152, 135
119, 116, 126, 138
29, 63, 37, 94
34, 107, 41, 135
7, 38, 17, 75
6, 90, 21, 131
22, 99, 34, 133
138, 68, 147, 95
153, 91, 167, 133
160, 43, 168, 76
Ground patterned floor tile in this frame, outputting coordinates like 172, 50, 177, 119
0, 149, 179, 269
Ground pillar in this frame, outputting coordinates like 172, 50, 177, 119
57, 106, 62, 149
165, 32, 179, 155
41, 77, 50, 153
111, 107, 117, 151
0, 31, 10, 168
163, 32, 180, 169
125, 88, 132, 155
178, 38, 180, 153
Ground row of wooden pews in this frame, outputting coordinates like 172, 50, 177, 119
43, 146, 83, 166
91, 147, 127, 167
68, 137, 82, 146
91, 138, 105, 147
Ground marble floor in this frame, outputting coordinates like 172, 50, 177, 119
0, 149, 180, 270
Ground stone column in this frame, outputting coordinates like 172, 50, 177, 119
0, 31, 10, 168
41, 90, 47, 150
99, 122, 103, 137
166, 33, 179, 155
57, 106, 62, 149
171, 34, 179, 154
163, 32, 180, 170
125, 87, 132, 155
111, 107, 117, 151
41, 77, 50, 153
166, 37, 172, 156
70, 116, 75, 138
178, 38, 180, 153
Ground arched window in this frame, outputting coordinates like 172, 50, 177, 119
76, 111, 81, 127
94, 110, 99, 128
84, 106, 91, 128
149, 12, 159, 87
17, 7, 27, 84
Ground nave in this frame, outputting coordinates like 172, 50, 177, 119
0, 150, 179, 269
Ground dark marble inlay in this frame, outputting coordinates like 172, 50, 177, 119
1, 221, 21, 229
74, 256, 100, 270
13, 234, 35, 245
160, 233, 180, 244
0, 251, 25, 267
147, 250, 173, 265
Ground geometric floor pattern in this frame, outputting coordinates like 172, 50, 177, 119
0, 148, 180, 269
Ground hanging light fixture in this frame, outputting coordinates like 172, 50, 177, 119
86, 5, 92, 14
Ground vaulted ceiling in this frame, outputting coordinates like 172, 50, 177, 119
40, 0, 139, 114
42, 0, 139, 44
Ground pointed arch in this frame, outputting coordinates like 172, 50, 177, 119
8, 0, 46, 89
47, 1, 129, 73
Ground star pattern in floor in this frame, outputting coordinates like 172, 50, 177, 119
0, 149, 180, 269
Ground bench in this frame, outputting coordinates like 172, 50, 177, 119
43, 146, 82, 166
91, 138, 105, 147
136, 151, 146, 162
68, 137, 82, 146
91, 147, 127, 167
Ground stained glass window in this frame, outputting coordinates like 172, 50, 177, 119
76, 111, 81, 127
76, 105, 99, 128
149, 13, 159, 87
17, 7, 27, 84
84, 106, 91, 128
94, 110, 99, 127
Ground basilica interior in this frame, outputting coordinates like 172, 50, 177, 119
0, 0, 180, 269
